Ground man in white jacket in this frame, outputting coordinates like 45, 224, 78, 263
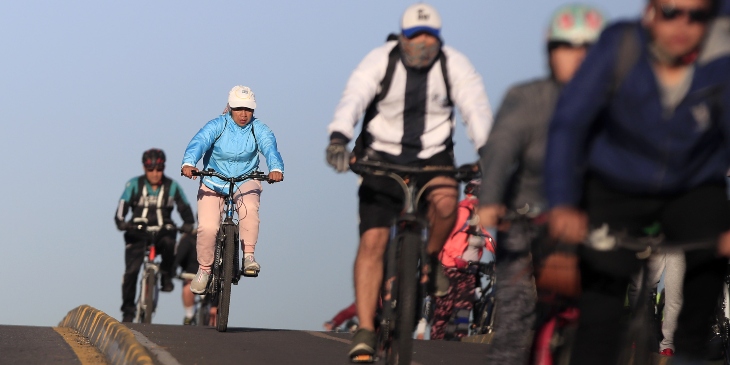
325, 3, 493, 360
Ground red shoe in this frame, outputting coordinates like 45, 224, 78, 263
659, 348, 674, 357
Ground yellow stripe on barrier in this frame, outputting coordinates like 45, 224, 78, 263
59, 305, 156, 365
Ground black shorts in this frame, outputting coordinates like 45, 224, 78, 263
358, 149, 456, 235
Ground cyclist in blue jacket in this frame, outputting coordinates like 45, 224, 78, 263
544, 0, 730, 362
181, 85, 284, 294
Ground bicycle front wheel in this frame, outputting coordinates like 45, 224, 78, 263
142, 268, 156, 324
216, 224, 236, 332
388, 231, 419, 365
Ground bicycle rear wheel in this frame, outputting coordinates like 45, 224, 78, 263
387, 231, 419, 365
216, 224, 236, 332
142, 268, 156, 324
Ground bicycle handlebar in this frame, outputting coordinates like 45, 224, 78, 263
191, 169, 271, 183
350, 159, 479, 182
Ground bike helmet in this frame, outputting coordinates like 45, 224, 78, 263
464, 179, 481, 196
547, 4, 605, 47
142, 148, 166, 170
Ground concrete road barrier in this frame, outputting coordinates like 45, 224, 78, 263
59, 305, 156, 365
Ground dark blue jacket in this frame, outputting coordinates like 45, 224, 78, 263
545, 20, 730, 208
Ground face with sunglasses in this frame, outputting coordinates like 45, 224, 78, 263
144, 164, 164, 186
645, 0, 714, 60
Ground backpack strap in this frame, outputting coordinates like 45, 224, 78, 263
213, 118, 228, 146
611, 23, 640, 96
352, 44, 401, 158
438, 50, 453, 107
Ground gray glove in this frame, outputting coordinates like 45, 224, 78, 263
326, 140, 350, 173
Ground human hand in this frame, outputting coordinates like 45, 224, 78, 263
718, 231, 730, 257
323, 321, 335, 331
180, 223, 195, 234
268, 171, 283, 183
477, 204, 505, 227
181, 165, 199, 180
548, 206, 588, 244
326, 140, 349, 173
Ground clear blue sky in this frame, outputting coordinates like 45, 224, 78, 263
0, 0, 642, 329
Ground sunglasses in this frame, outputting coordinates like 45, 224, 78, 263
230, 107, 253, 112
145, 166, 164, 172
657, 4, 712, 23
548, 41, 592, 52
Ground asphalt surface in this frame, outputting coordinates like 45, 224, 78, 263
0, 323, 490, 364
126, 323, 490, 365
0, 325, 80, 365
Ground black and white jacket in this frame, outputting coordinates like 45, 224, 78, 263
328, 41, 493, 164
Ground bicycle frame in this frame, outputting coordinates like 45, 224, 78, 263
351, 159, 477, 364
133, 221, 170, 324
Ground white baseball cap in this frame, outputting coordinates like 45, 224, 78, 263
228, 85, 256, 109
401, 3, 442, 39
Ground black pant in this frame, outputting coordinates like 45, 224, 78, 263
121, 229, 176, 316
570, 179, 730, 365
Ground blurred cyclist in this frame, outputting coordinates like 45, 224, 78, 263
115, 148, 195, 322
174, 231, 198, 325
431, 179, 495, 340
545, 0, 730, 363
323, 302, 358, 332
478, 5, 605, 363
326, 3, 493, 360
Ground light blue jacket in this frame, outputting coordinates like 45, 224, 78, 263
182, 114, 284, 195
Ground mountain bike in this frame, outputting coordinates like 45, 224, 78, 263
523, 218, 717, 365
191, 169, 271, 332
470, 260, 497, 336
350, 159, 477, 364
127, 218, 177, 324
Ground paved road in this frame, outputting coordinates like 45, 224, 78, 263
0, 325, 81, 365
127, 323, 490, 365
0, 323, 489, 364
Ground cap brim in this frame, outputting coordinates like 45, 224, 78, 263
228, 101, 256, 109
402, 26, 440, 39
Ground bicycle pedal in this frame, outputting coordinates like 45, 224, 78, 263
350, 354, 375, 363
241, 269, 259, 278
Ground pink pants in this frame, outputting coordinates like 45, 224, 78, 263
196, 181, 262, 271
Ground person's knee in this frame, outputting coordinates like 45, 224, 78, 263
357, 229, 389, 260
427, 184, 458, 220
197, 221, 218, 238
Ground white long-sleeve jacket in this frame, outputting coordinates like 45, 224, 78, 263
328, 41, 493, 163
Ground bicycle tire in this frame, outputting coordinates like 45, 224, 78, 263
142, 268, 156, 324
387, 231, 419, 365
196, 298, 208, 327
216, 224, 236, 332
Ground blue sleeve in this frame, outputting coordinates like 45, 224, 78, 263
254, 120, 285, 173
182, 116, 225, 167
544, 22, 626, 208
119, 177, 138, 202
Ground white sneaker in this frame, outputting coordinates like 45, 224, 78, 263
242, 255, 260, 277
190, 269, 210, 294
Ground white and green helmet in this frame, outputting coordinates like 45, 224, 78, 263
547, 4, 606, 46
